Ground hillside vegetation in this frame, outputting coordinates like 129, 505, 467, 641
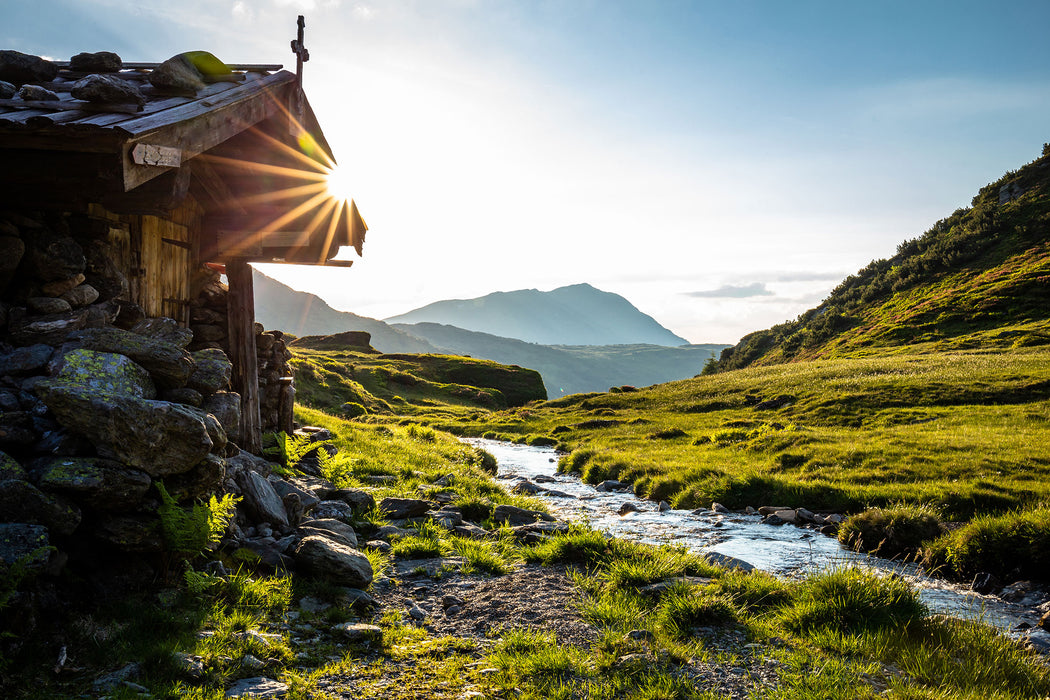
718, 145, 1050, 370
289, 332, 547, 418
454, 348, 1050, 524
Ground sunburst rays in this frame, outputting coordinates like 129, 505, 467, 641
198, 91, 359, 265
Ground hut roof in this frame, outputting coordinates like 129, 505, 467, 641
0, 53, 365, 265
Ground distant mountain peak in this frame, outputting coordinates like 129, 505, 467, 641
385, 283, 688, 346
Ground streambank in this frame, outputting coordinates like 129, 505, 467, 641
466, 438, 1050, 641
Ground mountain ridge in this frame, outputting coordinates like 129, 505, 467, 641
251, 271, 722, 395
391, 321, 726, 396
384, 282, 689, 346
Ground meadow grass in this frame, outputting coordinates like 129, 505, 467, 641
464, 349, 1050, 524
501, 529, 1050, 699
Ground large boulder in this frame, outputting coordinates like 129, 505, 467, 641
293, 535, 373, 588
0, 344, 53, 375
38, 457, 151, 511
297, 518, 358, 548
379, 497, 431, 520
236, 470, 289, 528
330, 488, 375, 512
0, 451, 27, 480
69, 51, 122, 73
0, 479, 81, 536
53, 348, 156, 398
188, 348, 232, 394
83, 240, 128, 302
164, 454, 225, 502
0, 523, 51, 572
310, 500, 355, 524
0, 411, 36, 447
70, 74, 145, 106
492, 504, 555, 526
94, 514, 163, 552
130, 317, 193, 348
25, 230, 84, 282
72, 327, 194, 389
203, 391, 241, 444
0, 234, 25, 292
36, 381, 212, 476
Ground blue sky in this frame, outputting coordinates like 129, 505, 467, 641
8, 1, 1050, 342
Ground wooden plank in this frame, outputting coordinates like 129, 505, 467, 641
263, 258, 355, 268
0, 99, 142, 114
54, 62, 285, 71
226, 259, 262, 454
215, 229, 262, 257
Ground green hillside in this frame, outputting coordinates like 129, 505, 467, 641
288, 332, 547, 418
718, 145, 1050, 370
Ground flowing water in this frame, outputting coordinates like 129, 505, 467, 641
465, 438, 1039, 632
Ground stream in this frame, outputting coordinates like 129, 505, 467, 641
464, 438, 1043, 634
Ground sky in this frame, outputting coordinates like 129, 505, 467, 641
8, 1, 1050, 343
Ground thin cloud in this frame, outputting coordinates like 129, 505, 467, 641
769, 271, 845, 283
684, 282, 774, 299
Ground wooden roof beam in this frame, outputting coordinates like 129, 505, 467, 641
121, 76, 295, 192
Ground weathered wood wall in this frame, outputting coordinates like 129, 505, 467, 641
89, 197, 203, 325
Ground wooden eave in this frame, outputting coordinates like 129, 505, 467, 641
0, 63, 366, 265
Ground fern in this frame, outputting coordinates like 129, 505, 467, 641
263, 431, 313, 469
157, 483, 239, 559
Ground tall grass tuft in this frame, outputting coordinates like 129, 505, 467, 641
922, 506, 1050, 580
781, 568, 926, 634
655, 588, 739, 638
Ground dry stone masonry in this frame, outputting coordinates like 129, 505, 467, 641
0, 207, 358, 646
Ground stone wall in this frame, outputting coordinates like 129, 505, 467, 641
0, 207, 288, 584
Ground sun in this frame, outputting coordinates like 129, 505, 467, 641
325, 165, 355, 203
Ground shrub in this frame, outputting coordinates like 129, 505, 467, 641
558, 448, 595, 474
922, 506, 1050, 581
527, 435, 558, 447
647, 428, 688, 440
781, 568, 926, 634
340, 402, 367, 418
838, 505, 945, 560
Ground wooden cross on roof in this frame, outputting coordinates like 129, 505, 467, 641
291, 15, 310, 87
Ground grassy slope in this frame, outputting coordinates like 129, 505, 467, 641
288, 341, 547, 419
718, 147, 1050, 370
10, 409, 1048, 699
457, 347, 1050, 520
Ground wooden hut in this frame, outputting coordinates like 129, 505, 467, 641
0, 39, 366, 454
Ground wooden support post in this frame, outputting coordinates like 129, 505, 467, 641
226, 259, 262, 454
278, 376, 295, 436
